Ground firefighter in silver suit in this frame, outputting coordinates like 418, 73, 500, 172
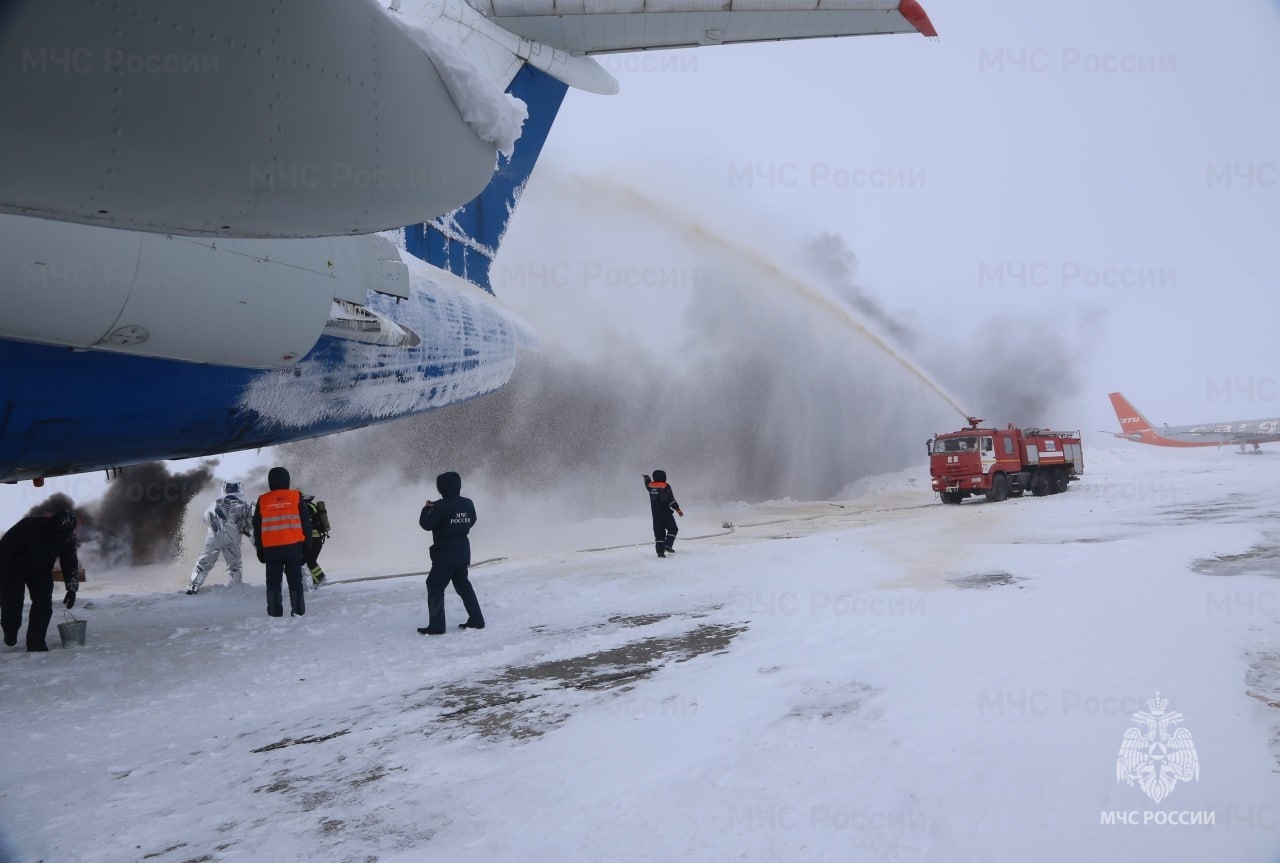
187, 482, 252, 594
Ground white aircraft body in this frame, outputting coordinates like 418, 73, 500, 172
0, 0, 935, 482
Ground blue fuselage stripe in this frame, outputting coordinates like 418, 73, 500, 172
404, 64, 569, 292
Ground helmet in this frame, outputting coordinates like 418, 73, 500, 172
652, 469, 667, 483
50, 509, 77, 534
224, 481, 243, 497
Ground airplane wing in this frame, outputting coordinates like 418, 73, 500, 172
472, 0, 937, 54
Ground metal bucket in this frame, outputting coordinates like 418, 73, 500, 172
57, 614, 86, 647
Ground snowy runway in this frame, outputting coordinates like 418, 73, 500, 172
2, 446, 1278, 862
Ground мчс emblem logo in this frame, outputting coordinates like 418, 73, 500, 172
1115, 692, 1199, 804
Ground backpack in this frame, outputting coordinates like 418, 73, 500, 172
309, 499, 331, 535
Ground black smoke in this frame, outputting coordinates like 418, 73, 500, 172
931, 307, 1106, 429
805, 233, 917, 350
23, 492, 79, 518
93, 462, 217, 565
17, 462, 218, 568
21, 492, 99, 542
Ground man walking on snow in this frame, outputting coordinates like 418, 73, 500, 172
417, 471, 483, 635
187, 481, 252, 594
644, 470, 683, 557
297, 490, 330, 589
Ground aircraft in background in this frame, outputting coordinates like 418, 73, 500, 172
1107, 392, 1280, 453
0, 0, 936, 484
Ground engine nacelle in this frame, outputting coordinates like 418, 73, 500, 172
0, 215, 410, 368
0, 0, 495, 238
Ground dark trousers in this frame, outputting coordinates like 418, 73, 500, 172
1, 569, 53, 649
265, 557, 306, 617
425, 564, 483, 632
303, 535, 326, 581
652, 514, 678, 555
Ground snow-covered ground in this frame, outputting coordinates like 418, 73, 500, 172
2, 444, 1278, 863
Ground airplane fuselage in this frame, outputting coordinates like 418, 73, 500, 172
0, 254, 525, 483
1109, 392, 1280, 448
1115, 420, 1280, 447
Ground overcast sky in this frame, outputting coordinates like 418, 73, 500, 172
530, 0, 1280, 431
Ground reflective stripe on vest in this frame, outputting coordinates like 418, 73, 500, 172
258, 490, 304, 547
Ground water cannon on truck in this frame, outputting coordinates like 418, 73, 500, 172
927, 417, 1083, 504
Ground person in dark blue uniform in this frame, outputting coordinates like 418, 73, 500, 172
644, 470, 684, 557
418, 471, 483, 635
0, 509, 80, 651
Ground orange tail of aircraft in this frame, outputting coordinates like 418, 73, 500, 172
1107, 392, 1213, 447
1108, 392, 1154, 434
1108, 391, 1182, 445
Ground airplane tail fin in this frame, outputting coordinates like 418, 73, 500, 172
403, 64, 568, 295
1108, 392, 1155, 433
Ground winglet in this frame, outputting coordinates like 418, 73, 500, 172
1108, 392, 1154, 433
899, 1, 938, 38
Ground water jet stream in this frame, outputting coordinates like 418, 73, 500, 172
586, 176, 971, 422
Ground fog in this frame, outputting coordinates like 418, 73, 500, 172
261, 170, 1108, 577
281, 172, 947, 514
6, 165, 1112, 580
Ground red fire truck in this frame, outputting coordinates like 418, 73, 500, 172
928, 418, 1083, 504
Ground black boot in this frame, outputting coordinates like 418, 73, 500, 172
266, 588, 283, 617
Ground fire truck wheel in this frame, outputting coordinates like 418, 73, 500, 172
1052, 469, 1069, 494
1030, 472, 1051, 497
985, 474, 1009, 503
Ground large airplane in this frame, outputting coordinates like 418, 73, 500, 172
0, 0, 936, 485
1107, 392, 1280, 453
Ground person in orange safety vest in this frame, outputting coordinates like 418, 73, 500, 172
252, 466, 312, 617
